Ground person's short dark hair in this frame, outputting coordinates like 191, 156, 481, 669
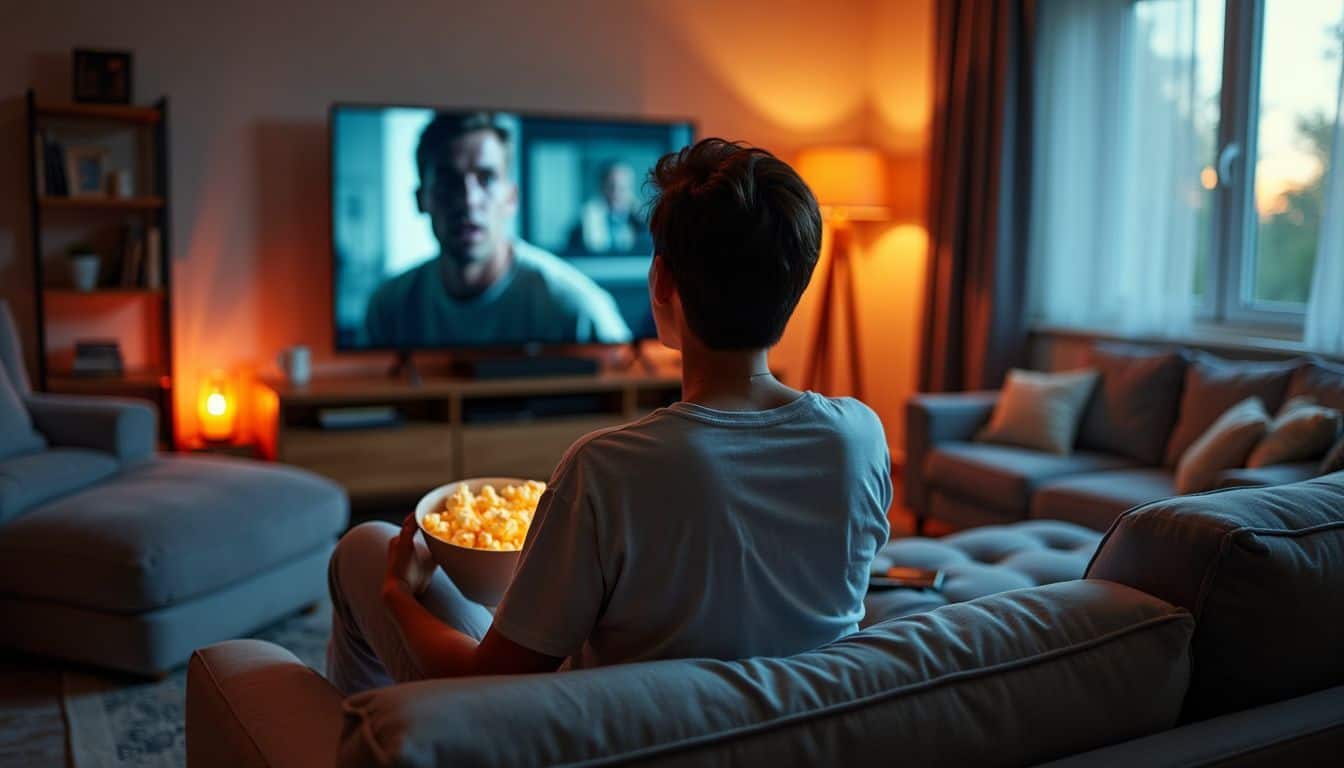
648, 138, 822, 349
416, 111, 512, 180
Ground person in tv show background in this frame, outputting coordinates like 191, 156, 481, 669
364, 112, 632, 347
566, 161, 654, 255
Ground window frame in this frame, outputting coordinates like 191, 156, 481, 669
1207, 0, 1327, 331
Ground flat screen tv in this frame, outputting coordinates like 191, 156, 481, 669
330, 103, 694, 351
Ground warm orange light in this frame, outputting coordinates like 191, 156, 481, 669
1200, 166, 1218, 190
197, 371, 236, 442
795, 146, 891, 222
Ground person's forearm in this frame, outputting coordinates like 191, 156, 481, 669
381, 582, 480, 679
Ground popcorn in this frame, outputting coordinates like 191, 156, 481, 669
422, 480, 545, 551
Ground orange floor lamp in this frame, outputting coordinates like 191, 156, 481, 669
796, 146, 891, 400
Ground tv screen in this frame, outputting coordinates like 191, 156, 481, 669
330, 104, 694, 351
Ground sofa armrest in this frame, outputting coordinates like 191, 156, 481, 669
24, 393, 156, 466
187, 640, 344, 768
904, 392, 1000, 514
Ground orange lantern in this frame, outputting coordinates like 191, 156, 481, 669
197, 370, 237, 443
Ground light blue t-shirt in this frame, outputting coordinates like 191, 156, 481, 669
491, 392, 892, 669
364, 240, 633, 347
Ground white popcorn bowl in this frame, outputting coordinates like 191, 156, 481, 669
414, 477, 532, 606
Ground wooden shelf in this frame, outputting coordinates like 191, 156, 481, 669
26, 89, 177, 449
44, 288, 163, 298
262, 370, 682, 502
47, 371, 170, 394
39, 196, 165, 211
260, 368, 682, 406
35, 102, 161, 124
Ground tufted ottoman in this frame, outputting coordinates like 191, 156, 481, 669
863, 520, 1102, 625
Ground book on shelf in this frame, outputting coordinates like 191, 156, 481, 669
72, 339, 124, 378
42, 135, 68, 197
120, 221, 145, 287
144, 226, 162, 288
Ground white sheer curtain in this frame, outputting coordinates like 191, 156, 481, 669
1304, 55, 1344, 354
1028, 0, 1202, 335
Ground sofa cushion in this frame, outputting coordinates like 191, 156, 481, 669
0, 448, 118, 525
1164, 353, 1299, 467
0, 359, 44, 462
865, 521, 1102, 622
339, 581, 1193, 768
1078, 343, 1187, 465
1174, 397, 1271, 494
1086, 473, 1344, 721
1217, 462, 1320, 489
1247, 396, 1342, 468
1287, 357, 1344, 411
1031, 468, 1178, 531
0, 456, 348, 613
975, 368, 1099, 454
925, 442, 1135, 517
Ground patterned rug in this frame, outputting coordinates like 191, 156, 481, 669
62, 602, 332, 768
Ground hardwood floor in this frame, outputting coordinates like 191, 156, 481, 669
0, 654, 69, 768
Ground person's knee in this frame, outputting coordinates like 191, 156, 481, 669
329, 521, 398, 588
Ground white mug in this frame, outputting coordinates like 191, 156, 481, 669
278, 345, 311, 386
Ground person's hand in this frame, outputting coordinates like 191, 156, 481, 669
384, 513, 436, 597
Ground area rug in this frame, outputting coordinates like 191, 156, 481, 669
62, 602, 332, 768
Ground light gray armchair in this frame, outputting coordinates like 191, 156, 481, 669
0, 301, 350, 675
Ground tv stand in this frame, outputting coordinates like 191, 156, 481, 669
256, 368, 681, 506
389, 351, 422, 386
450, 356, 599, 380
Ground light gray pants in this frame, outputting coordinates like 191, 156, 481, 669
325, 521, 494, 695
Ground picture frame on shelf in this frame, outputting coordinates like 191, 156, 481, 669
72, 49, 133, 104
65, 145, 109, 198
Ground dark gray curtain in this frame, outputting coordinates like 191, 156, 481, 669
920, 0, 1035, 392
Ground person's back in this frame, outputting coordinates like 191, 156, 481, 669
493, 392, 890, 668
325, 137, 893, 693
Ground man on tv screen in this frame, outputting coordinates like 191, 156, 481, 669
566, 161, 654, 255
364, 112, 632, 347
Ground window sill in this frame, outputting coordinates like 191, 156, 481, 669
1030, 322, 1340, 363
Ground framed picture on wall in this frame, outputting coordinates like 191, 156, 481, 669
72, 49, 133, 104
65, 146, 109, 198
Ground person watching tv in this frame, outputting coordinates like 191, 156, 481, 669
363, 111, 632, 347
326, 138, 892, 691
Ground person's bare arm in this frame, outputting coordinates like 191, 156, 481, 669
381, 514, 563, 678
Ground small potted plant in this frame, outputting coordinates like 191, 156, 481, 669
66, 242, 100, 292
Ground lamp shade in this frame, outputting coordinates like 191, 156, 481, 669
197, 370, 237, 442
795, 146, 890, 221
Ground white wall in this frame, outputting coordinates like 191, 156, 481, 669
0, 0, 932, 450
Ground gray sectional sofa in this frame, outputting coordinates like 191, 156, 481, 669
905, 342, 1344, 532
0, 302, 349, 675
186, 473, 1344, 766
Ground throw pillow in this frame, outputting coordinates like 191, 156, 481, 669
0, 359, 44, 460
1285, 357, 1344, 412
976, 368, 1100, 455
1321, 435, 1344, 476
1164, 353, 1300, 467
1175, 397, 1271, 494
1077, 343, 1187, 465
1247, 396, 1343, 468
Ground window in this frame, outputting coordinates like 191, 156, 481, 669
1166, 0, 1344, 325
1029, 0, 1343, 335
1243, 1, 1341, 313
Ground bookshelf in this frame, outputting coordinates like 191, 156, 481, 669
24, 89, 175, 446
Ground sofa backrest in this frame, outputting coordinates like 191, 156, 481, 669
339, 581, 1192, 768
0, 303, 44, 462
1087, 472, 1344, 722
